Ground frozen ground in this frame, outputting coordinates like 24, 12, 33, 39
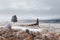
0, 22, 60, 33
39, 23, 60, 33
11, 22, 60, 33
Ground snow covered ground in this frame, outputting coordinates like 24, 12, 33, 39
11, 22, 60, 33
12, 25, 48, 33
0, 22, 60, 33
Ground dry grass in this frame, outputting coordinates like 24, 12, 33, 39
0, 27, 60, 40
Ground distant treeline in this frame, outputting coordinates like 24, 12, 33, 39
18, 19, 60, 23
11, 15, 60, 23
41, 19, 60, 23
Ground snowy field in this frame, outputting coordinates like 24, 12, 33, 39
39, 23, 60, 33
11, 22, 60, 33
0, 22, 60, 33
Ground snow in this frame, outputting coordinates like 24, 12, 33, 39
0, 22, 60, 33
12, 26, 46, 32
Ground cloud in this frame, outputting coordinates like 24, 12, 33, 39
0, 0, 60, 20
0, 0, 52, 10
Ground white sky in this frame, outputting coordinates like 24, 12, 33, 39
0, 0, 60, 21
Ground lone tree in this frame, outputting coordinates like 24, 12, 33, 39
36, 18, 39, 25
11, 15, 17, 22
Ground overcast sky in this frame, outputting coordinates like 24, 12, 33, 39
0, 0, 60, 21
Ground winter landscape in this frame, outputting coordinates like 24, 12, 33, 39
0, 0, 60, 40
0, 16, 60, 40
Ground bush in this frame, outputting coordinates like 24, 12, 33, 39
11, 15, 17, 22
